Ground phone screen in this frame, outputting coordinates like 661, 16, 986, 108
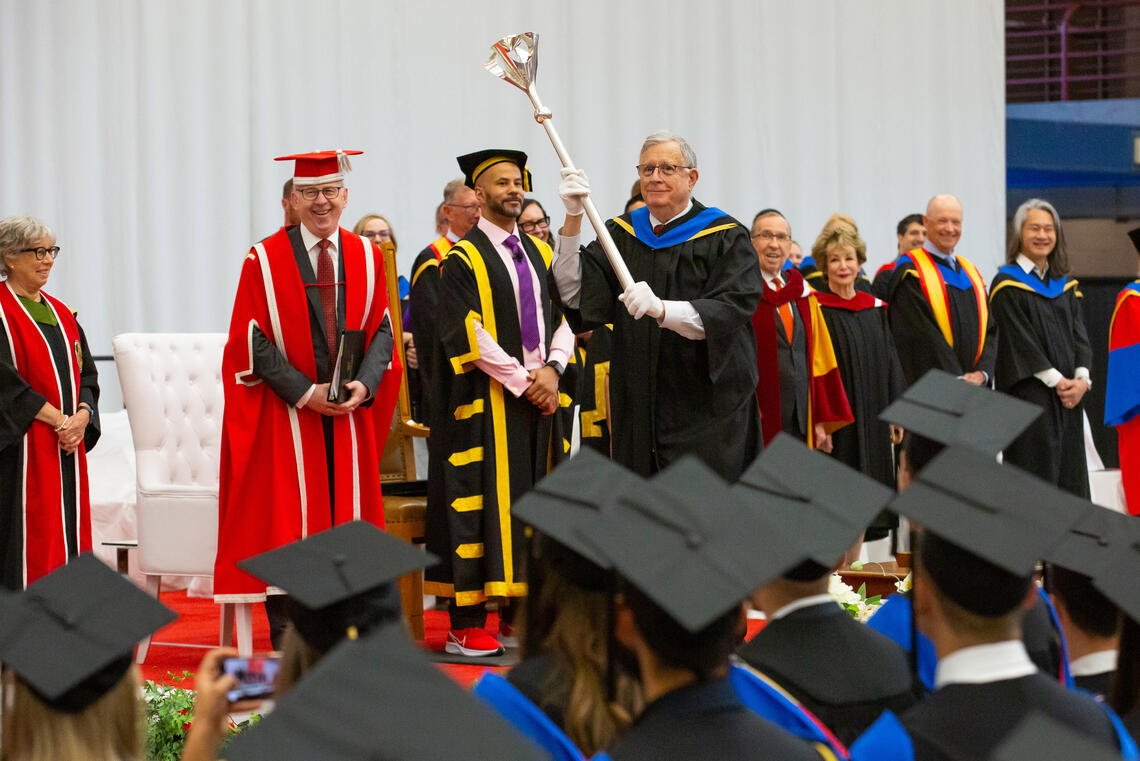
222, 656, 280, 702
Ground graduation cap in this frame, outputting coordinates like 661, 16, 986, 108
1090, 528, 1140, 624
734, 433, 895, 577
512, 448, 640, 586
1042, 503, 1136, 579
879, 369, 1041, 456
991, 712, 1125, 761
274, 150, 362, 186
0, 553, 176, 712
225, 623, 549, 761
892, 447, 1085, 616
587, 456, 807, 633
238, 521, 439, 650
457, 148, 533, 192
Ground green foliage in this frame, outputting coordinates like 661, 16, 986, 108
839, 582, 882, 620
142, 671, 260, 761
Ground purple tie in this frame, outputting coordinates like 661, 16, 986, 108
504, 234, 540, 352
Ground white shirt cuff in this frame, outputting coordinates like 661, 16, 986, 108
657, 300, 705, 340
1034, 368, 1064, 388
1075, 367, 1090, 388
553, 234, 582, 308
297, 384, 316, 408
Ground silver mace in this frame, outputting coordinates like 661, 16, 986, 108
485, 32, 634, 292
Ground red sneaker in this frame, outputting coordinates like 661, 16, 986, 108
445, 628, 505, 657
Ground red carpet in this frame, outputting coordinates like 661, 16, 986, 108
141, 590, 504, 688
142, 590, 766, 689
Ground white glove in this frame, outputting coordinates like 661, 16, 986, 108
618, 281, 664, 321
558, 167, 590, 216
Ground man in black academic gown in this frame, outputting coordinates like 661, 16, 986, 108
870, 213, 924, 300
853, 446, 1128, 760
1050, 567, 1121, 698
552, 131, 763, 480
887, 194, 996, 387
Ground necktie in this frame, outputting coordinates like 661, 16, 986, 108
774, 278, 794, 343
316, 239, 338, 371
504, 235, 541, 352
653, 224, 665, 237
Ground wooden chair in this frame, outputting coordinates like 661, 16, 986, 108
377, 241, 432, 640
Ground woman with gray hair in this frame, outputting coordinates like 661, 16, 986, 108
0, 215, 100, 589
989, 199, 1091, 497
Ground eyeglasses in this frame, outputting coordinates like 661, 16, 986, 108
635, 163, 693, 178
19, 246, 61, 260
297, 186, 344, 201
447, 203, 481, 212
519, 216, 550, 234
360, 230, 392, 240
751, 231, 791, 243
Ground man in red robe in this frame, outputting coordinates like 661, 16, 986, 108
749, 209, 851, 450
215, 150, 401, 646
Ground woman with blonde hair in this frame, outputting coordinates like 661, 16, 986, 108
799, 213, 873, 294
353, 212, 397, 251
0, 554, 174, 761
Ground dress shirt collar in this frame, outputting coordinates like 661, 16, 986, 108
763, 270, 785, 290
923, 239, 956, 268
934, 640, 1036, 689
650, 200, 694, 230
770, 594, 839, 621
1070, 650, 1118, 677
1016, 253, 1048, 280
478, 215, 520, 250
300, 223, 338, 255
446, 229, 461, 243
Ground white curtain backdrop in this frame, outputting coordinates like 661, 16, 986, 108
0, 0, 1005, 370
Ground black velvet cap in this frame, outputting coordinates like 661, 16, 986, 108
734, 433, 894, 572
879, 369, 1041, 455
992, 712, 1124, 761
895, 447, 1084, 616
225, 624, 549, 761
512, 448, 641, 587
238, 521, 439, 650
457, 149, 532, 192
0, 553, 175, 712
588, 456, 807, 633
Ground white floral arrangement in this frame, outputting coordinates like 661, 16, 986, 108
829, 571, 912, 622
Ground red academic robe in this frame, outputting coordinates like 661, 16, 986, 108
751, 269, 852, 448
0, 283, 92, 586
214, 227, 402, 600
1107, 282, 1140, 515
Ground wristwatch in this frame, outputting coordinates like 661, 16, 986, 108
544, 360, 565, 377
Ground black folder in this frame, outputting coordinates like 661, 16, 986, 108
328, 329, 366, 403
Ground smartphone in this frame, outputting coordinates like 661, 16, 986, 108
222, 656, 280, 702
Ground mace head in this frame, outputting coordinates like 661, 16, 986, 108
485, 32, 539, 92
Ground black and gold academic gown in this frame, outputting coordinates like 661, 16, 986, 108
576, 324, 613, 456
887, 249, 996, 387
990, 265, 1092, 498
557, 201, 762, 480
424, 226, 563, 607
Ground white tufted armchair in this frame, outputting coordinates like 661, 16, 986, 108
112, 333, 252, 660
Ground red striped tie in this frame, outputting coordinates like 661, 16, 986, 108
317, 239, 337, 372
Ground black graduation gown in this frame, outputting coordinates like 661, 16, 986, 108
888, 257, 997, 387
555, 343, 586, 456
900, 674, 1121, 761
424, 226, 564, 604
557, 200, 763, 480
817, 294, 904, 489
0, 314, 100, 590
990, 270, 1093, 498
606, 677, 826, 761
577, 324, 613, 456
737, 602, 920, 747
1073, 670, 1114, 699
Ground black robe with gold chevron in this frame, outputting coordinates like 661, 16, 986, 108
556, 199, 763, 480
424, 226, 564, 606
577, 324, 613, 456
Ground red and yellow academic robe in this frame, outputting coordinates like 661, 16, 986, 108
0, 283, 92, 587
751, 270, 852, 448
1107, 282, 1140, 515
215, 226, 401, 600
